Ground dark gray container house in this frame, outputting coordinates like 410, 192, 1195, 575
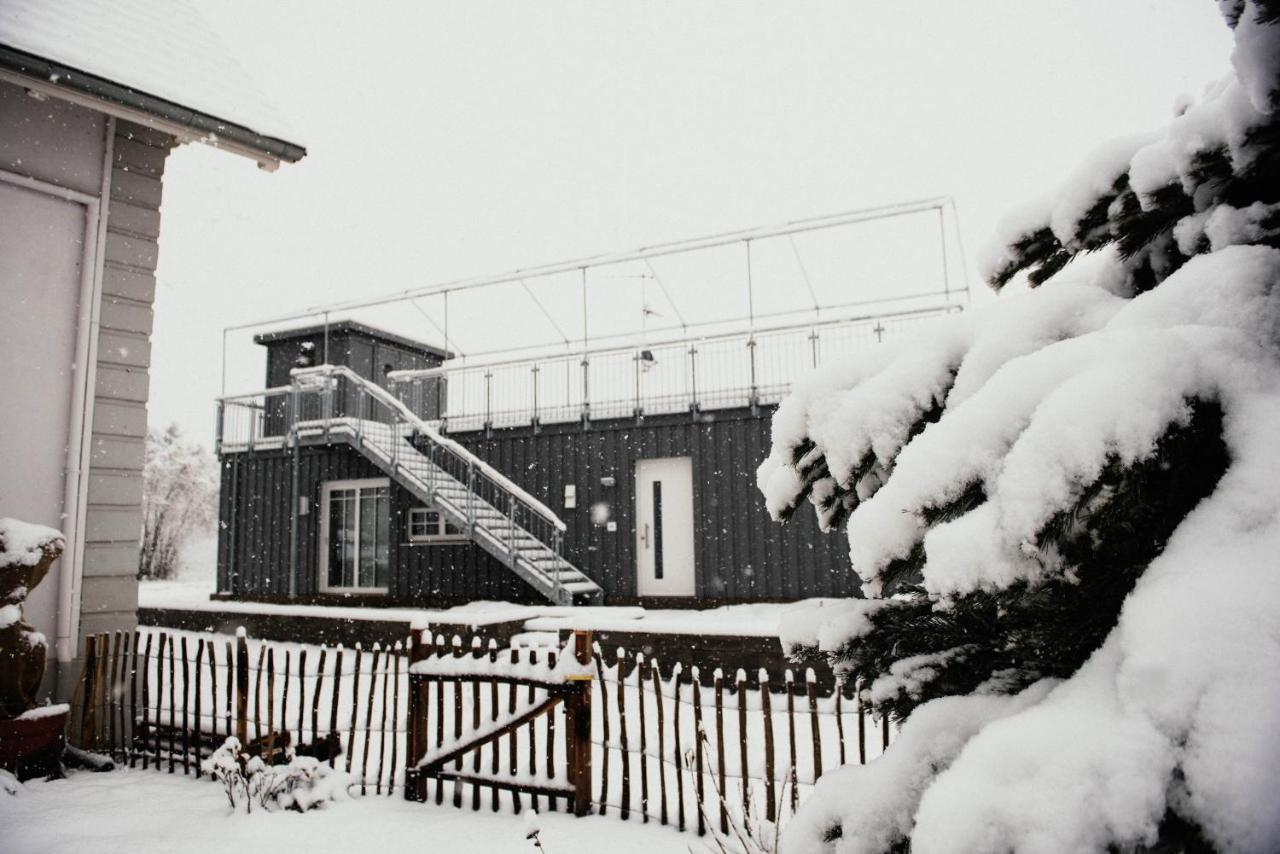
214, 322, 857, 608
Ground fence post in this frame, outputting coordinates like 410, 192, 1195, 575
566, 630, 593, 817
406, 629, 428, 802
235, 629, 249, 745
78, 634, 98, 748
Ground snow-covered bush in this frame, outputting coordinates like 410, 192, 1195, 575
760, 5, 1280, 852
139, 424, 217, 580
201, 737, 351, 813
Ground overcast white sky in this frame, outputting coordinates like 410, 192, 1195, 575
151, 0, 1235, 444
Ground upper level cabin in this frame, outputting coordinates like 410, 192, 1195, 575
254, 320, 450, 426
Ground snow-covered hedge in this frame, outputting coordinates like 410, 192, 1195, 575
763, 5, 1280, 852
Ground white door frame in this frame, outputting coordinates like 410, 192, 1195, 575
318, 477, 391, 594
635, 456, 696, 597
0, 143, 109, 663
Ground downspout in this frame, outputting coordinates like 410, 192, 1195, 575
55, 117, 114, 663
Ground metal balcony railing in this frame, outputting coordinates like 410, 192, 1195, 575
387, 305, 957, 432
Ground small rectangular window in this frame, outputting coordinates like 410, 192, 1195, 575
409, 507, 468, 544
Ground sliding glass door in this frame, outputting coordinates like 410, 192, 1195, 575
320, 478, 390, 593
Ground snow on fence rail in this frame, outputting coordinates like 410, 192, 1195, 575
71, 626, 894, 835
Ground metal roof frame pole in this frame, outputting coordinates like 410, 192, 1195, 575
938, 206, 951, 303
214, 400, 225, 456
688, 344, 699, 417
633, 351, 642, 422
580, 267, 591, 429
323, 311, 331, 366
745, 240, 758, 414
221, 328, 229, 397
531, 364, 540, 433
484, 371, 493, 436
233, 197, 950, 328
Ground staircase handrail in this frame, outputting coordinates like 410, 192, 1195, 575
218, 384, 294, 404
288, 364, 568, 532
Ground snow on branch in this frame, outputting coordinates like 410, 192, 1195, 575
763, 13, 1280, 849
977, 69, 1276, 294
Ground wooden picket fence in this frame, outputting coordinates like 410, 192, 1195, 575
72, 627, 411, 794
74, 626, 894, 835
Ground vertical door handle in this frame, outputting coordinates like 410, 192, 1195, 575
642, 523, 650, 548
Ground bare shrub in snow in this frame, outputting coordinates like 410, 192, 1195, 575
139, 424, 217, 580
200, 737, 351, 813
761, 6, 1280, 853
691, 730, 788, 854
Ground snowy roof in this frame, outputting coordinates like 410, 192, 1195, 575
0, 0, 305, 164
254, 320, 451, 359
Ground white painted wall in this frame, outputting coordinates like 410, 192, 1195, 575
0, 180, 90, 637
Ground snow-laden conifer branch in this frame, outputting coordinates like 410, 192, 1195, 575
767, 7, 1280, 850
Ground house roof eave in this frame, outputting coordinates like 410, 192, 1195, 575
0, 43, 307, 168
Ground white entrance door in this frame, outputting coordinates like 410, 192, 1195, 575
635, 457, 695, 597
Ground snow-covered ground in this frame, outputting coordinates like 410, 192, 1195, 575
144, 533, 840, 638
2, 769, 692, 854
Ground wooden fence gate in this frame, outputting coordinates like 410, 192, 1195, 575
405, 629, 594, 815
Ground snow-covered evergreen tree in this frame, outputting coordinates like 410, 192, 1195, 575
759, 5, 1280, 852
139, 424, 217, 580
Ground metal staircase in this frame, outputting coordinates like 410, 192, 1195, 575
218, 365, 602, 605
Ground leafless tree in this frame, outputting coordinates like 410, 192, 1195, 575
138, 423, 217, 580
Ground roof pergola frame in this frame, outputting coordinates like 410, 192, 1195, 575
221, 196, 969, 392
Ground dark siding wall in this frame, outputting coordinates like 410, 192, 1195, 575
216, 444, 542, 606
445, 406, 856, 604
217, 406, 856, 607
